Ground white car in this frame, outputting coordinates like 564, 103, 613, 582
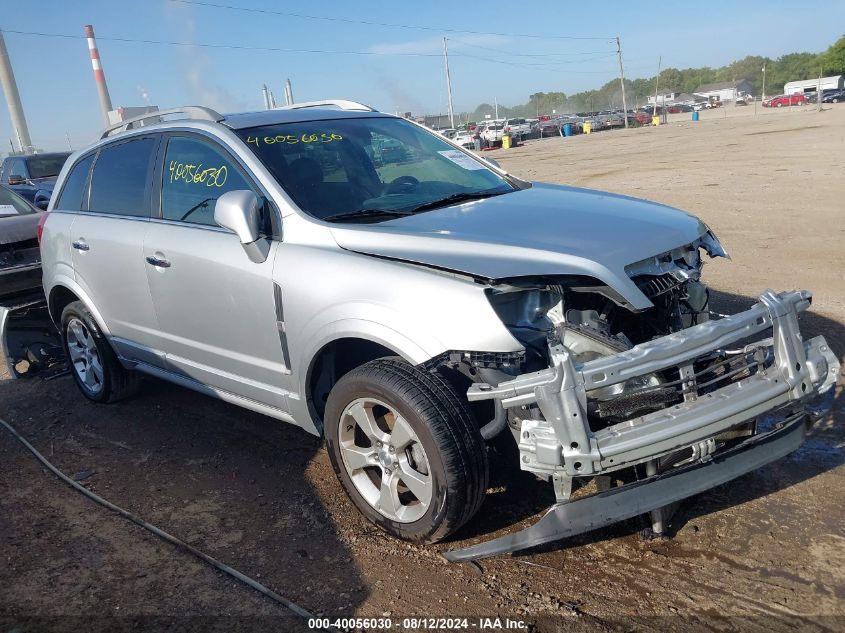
480, 122, 506, 144
453, 130, 475, 149
504, 117, 530, 140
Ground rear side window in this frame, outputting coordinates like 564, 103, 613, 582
89, 137, 157, 217
160, 136, 253, 226
54, 154, 95, 211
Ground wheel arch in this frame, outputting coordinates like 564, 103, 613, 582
47, 279, 111, 337
302, 328, 434, 435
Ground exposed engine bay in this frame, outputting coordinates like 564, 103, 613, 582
432, 239, 837, 519
479, 239, 730, 435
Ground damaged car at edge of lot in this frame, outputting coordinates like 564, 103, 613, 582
0, 185, 44, 299
36, 101, 839, 561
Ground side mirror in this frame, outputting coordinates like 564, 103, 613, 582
214, 190, 269, 263
8, 176, 24, 186
35, 198, 49, 210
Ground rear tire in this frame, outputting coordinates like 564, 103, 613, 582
61, 301, 141, 403
325, 359, 488, 543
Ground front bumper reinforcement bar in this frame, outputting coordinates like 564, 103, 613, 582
444, 411, 809, 562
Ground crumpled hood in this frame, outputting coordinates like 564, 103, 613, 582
330, 183, 722, 310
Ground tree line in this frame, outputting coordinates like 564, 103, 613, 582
471, 35, 845, 119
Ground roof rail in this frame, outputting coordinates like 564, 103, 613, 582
100, 106, 225, 139
275, 99, 376, 112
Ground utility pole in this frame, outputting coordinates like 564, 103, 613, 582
0, 30, 32, 153
616, 36, 629, 128
761, 63, 766, 102
494, 96, 498, 120
443, 37, 455, 128
262, 84, 271, 110
652, 55, 662, 119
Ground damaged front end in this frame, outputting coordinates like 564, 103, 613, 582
443, 240, 839, 561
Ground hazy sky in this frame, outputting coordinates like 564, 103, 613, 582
1, 0, 843, 151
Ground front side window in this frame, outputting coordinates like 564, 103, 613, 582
8, 158, 26, 180
236, 116, 513, 222
89, 137, 157, 217
54, 154, 95, 211
160, 136, 253, 226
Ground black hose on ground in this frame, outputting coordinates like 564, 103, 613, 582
0, 415, 336, 631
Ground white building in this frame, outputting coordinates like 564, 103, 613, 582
784, 75, 843, 95
694, 79, 753, 103
647, 90, 677, 106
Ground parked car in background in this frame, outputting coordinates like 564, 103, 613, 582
452, 129, 475, 149
438, 128, 458, 139
503, 118, 530, 140
763, 94, 807, 107
480, 121, 506, 144
0, 152, 71, 210
635, 110, 653, 124
822, 89, 845, 103
39, 102, 838, 561
0, 185, 43, 298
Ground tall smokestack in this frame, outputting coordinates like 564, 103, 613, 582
0, 31, 32, 153
285, 79, 294, 106
84, 25, 113, 127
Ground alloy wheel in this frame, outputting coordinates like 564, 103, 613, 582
66, 317, 104, 394
337, 397, 433, 523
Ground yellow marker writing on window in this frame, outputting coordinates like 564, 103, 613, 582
169, 160, 228, 187
245, 133, 343, 147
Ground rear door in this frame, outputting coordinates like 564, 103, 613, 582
71, 135, 165, 367
142, 132, 288, 409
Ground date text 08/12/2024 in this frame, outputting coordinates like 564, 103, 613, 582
307, 617, 528, 630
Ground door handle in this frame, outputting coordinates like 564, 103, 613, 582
145, 255, 171, 268
72, 240, 89, 252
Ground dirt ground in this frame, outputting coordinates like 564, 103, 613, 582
2, 103, 843, 633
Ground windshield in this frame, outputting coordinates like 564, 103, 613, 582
236, 116, 513, 222
26, 154, 70, 179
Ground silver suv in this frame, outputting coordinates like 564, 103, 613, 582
41, 101, 838, 561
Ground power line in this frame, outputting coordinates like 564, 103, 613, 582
1, 29, 621, 75
449, 39, 614, 59
0, 29, 446, 57
169, 0, 614, 41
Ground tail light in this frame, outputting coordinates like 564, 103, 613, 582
36, 211, 49, 245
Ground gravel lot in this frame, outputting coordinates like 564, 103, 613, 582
2, 104, 843, 632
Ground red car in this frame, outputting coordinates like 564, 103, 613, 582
763, 94, 807, 107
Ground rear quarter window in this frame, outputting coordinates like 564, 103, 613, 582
53, 154, 95, 211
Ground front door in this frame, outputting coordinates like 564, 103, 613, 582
142, 133, 289, 410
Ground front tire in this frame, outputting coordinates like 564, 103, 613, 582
61, 301, 141, 403
325, 359, 488, 543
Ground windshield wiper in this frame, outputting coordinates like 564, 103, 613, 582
323, 208, 414, 222
402, 189, 509, 214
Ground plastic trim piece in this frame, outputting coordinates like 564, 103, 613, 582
443, 412, 809, 562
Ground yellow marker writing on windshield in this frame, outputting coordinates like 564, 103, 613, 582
246, 133, 343, 147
